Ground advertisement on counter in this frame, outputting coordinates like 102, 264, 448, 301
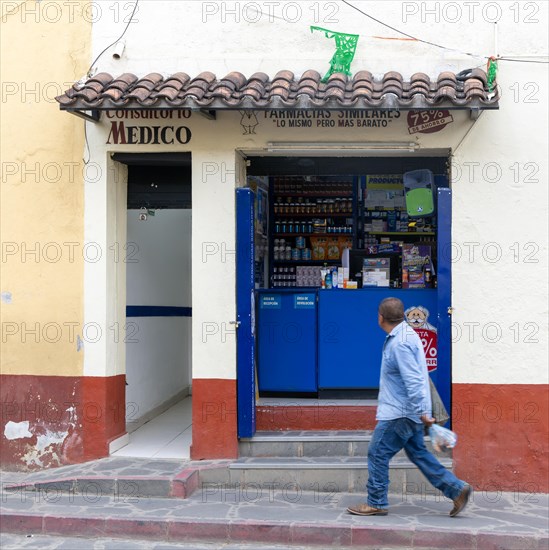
405, 305, 438, 372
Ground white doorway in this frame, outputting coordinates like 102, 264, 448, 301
112, 156, 193, 458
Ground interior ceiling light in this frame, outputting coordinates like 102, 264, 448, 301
266, 141, 420, 153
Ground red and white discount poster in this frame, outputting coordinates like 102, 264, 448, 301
415, 328, 438, 372
405, 305, 438, 372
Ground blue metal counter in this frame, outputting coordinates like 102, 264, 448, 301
257, 288, 440, 392
317, 288, 438, 389
256, 289, 318, 392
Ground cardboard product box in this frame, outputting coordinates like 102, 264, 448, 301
402, 244, 432, 289
310, 237, 327, 260
407, 267, 425, 288
363, 258, 391, 269
362, 268, 390, 287
327, 238, 341, 260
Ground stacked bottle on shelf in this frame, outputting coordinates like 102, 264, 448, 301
274, 221, 352, 235
273, 178, 353, 196
273, 238, 312, 261
274, 197, 353, 215
271, 178, 355, 284
272, 266, 324, 288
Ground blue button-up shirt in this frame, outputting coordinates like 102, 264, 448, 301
376, 321, 432, 424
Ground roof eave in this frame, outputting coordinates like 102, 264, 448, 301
59, 97, 499, 122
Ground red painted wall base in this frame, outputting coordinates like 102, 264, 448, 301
0, 374, 126, 471
452, 383, 549, 493
190, 378, 238, 460
256, 404, 377, 431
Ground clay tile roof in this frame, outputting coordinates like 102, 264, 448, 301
74, 87, 100, 102
141, 72, 164, 84
383, 84, 404, 97
435, 86, 458, 100
353, 70, 373, 82
56, 69, 499, 111
100, 88, 125, 101
127, 87, 154, 101
409, 83, 431, 96
411, 72, 430, 84
300, 69, 322, 82
270, 84, 291, 100
112, 73, 139, 86
273, 70, 294, 82
383, 71, 403, 83
248, 72, 270, 84
469, 68, 488, 85
89, 72, 116, 86
154, 86, 180, 101
351, 85, 374, 100
437, 71, 457, 83
167, 72, 191, 85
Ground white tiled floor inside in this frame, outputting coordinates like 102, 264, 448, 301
112, 396, 375, 459
113, 397, 192, 459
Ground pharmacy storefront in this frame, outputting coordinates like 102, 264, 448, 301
56, 68, 534, 491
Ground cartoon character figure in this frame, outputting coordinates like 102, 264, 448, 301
405, 305, 437, 332
240, 110, 259, 135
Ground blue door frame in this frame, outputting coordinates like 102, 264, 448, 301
236, 188, 256, 438
436, 187, 452, 420
235, 185, 452, 437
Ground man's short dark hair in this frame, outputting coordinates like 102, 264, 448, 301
379, 297, 404, 324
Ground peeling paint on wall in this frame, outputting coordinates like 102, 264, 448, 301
4, 420, 32, 439
22, 429, 70, 468
19, 405, 80, 468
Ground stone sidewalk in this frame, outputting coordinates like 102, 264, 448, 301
0, 533, 377, 550
1, 458, 548, 549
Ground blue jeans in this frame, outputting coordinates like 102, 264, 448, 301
367, 418, 465, 509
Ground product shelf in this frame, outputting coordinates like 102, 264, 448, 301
273, 259, 341, 265
275, 232, 352, 237
275, 193, 353, 198
368, 231, 436, 236
275, 212, 352, 218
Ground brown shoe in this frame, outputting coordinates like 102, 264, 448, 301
347, 503, 388, 516
450, 484, 472, 517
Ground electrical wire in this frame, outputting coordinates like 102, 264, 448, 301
340, 0, 482, 59
82, 0, 139, 164
340, 0, 549, 64
86, 0, 140, 78
497, 57, 549, 64
83, 121, 90, 165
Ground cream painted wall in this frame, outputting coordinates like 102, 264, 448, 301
91, 1, 545, 81
1, 2, 91, 376
82, 1, 547, 385
451, 62, 548, 384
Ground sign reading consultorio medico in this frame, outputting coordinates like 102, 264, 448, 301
104, 108, 455, 144
105, 110, 193, 145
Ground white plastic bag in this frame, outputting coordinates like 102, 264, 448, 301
429, 424, 457, 452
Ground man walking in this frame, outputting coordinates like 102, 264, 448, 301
347, 297, 471, 517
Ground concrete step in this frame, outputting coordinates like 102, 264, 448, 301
2, 469, 200, 500
199, 456, 454, 494
0, 457, 230, 500
239, 430, 447, 459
